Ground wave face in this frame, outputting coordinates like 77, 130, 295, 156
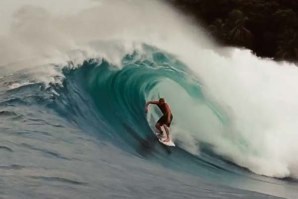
54, 45, 206, 155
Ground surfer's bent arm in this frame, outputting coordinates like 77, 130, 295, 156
145, 101, 159, 112
146, 101, 159, 106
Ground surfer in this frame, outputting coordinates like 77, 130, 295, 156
145, 98, 173, 142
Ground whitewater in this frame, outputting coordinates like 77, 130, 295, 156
0, 0, 298, 198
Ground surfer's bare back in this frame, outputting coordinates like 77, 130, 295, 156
145, 98, 173, 142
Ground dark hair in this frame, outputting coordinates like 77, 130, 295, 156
159, 98, 165, 103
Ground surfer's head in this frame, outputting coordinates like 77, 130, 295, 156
159, 98, 165, 104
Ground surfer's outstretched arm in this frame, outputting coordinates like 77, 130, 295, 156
145, 101, 159, 112
146, 101, 159, 105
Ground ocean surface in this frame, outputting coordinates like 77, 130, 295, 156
1, 0, 298, 198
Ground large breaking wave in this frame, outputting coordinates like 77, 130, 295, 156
51, 43, 298, 179
1, 0, 298, 198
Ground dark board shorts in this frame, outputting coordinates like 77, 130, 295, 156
157, 114, 173, 127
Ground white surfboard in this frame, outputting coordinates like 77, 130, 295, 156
155, 133, 175, 147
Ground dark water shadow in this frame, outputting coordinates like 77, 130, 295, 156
122, 123, 174, 156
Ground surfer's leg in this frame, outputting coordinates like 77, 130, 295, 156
156, 116, 166, 136
162, 115, 173, 142
155, 123, 163, 135
163, 125, 170, 142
